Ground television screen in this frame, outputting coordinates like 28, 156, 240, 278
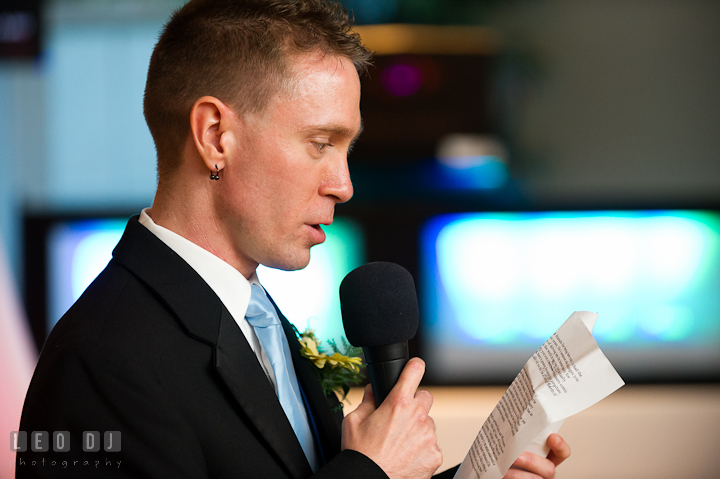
420, 209, 720, 383
47, 218, 127, 331
46, 217, 365, 349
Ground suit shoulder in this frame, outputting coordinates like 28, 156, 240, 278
42, 260, 187, 364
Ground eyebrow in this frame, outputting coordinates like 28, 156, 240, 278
350, 119, 364, 150
304, 119, 364, 146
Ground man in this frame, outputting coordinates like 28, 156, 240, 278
18, 1, 570, 478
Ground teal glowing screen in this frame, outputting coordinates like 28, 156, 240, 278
421, 210, 720, 383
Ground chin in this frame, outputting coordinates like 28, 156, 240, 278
262, 251, 312, 272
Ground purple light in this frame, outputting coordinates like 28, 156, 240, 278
382, 63, 423, 97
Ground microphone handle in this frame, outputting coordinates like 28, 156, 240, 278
363, 342, 409, 405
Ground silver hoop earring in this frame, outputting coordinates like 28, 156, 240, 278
210, 165, 219, 180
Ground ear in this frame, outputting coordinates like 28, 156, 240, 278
189, 96, 236, 175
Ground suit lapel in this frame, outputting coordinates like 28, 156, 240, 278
215, 308, 312, 479
112, 217, 312, 479
276, 306, 343, 463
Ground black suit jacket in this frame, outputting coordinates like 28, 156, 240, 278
17, 216, 388, 478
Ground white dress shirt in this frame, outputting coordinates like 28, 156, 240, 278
139, 209, 278, 391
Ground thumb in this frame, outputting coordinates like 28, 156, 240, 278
348, 384, 376, 422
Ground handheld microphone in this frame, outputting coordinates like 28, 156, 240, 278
340, 262, 419, 405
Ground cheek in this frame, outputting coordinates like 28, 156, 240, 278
269, 160, 318, 205
234, 139, 319, 225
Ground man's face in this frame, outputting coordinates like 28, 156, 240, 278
217, 52, 361, 275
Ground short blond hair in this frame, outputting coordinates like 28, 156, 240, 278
143, 0, 373, 179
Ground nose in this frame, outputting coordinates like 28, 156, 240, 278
320, 155, 353, 203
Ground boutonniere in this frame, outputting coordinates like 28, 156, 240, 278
295, 328, 365, 410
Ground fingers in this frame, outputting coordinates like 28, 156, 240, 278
546, 433, 571, 466
503, 466, 544, 479
361, 383, 375, 407
349, 384, 376, 423
503, 467, 536, 479
388, 357, 426, 401
414, 388, 434, 412
340, 358, 442, 479
503, 434, 571, 479
505, 452, 555, 479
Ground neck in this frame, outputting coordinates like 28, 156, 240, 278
150, 175, 258, 279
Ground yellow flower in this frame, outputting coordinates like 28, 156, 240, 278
325, 353, 362, 373
298, 333, 364, 373
299, 336, 329, 368
300, 336, 319, 356
296, 328, 365, 404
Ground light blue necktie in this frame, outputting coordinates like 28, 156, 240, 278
245, 284, 319, 472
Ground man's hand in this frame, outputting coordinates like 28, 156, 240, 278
341, 358, 443, 479
502, 434, 571, 479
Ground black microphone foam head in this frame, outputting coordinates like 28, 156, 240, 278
340, 262, 419, 348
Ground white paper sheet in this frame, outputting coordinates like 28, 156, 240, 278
454, 311, 625, 479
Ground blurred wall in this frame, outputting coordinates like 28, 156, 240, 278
0, 1, 179, 288
490, 0, 720, 205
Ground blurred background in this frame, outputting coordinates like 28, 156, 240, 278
1, 0, 719, 477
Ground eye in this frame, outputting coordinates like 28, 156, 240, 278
315, 142, 332, 152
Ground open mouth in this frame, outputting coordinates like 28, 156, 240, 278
307, 223, 326, 243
